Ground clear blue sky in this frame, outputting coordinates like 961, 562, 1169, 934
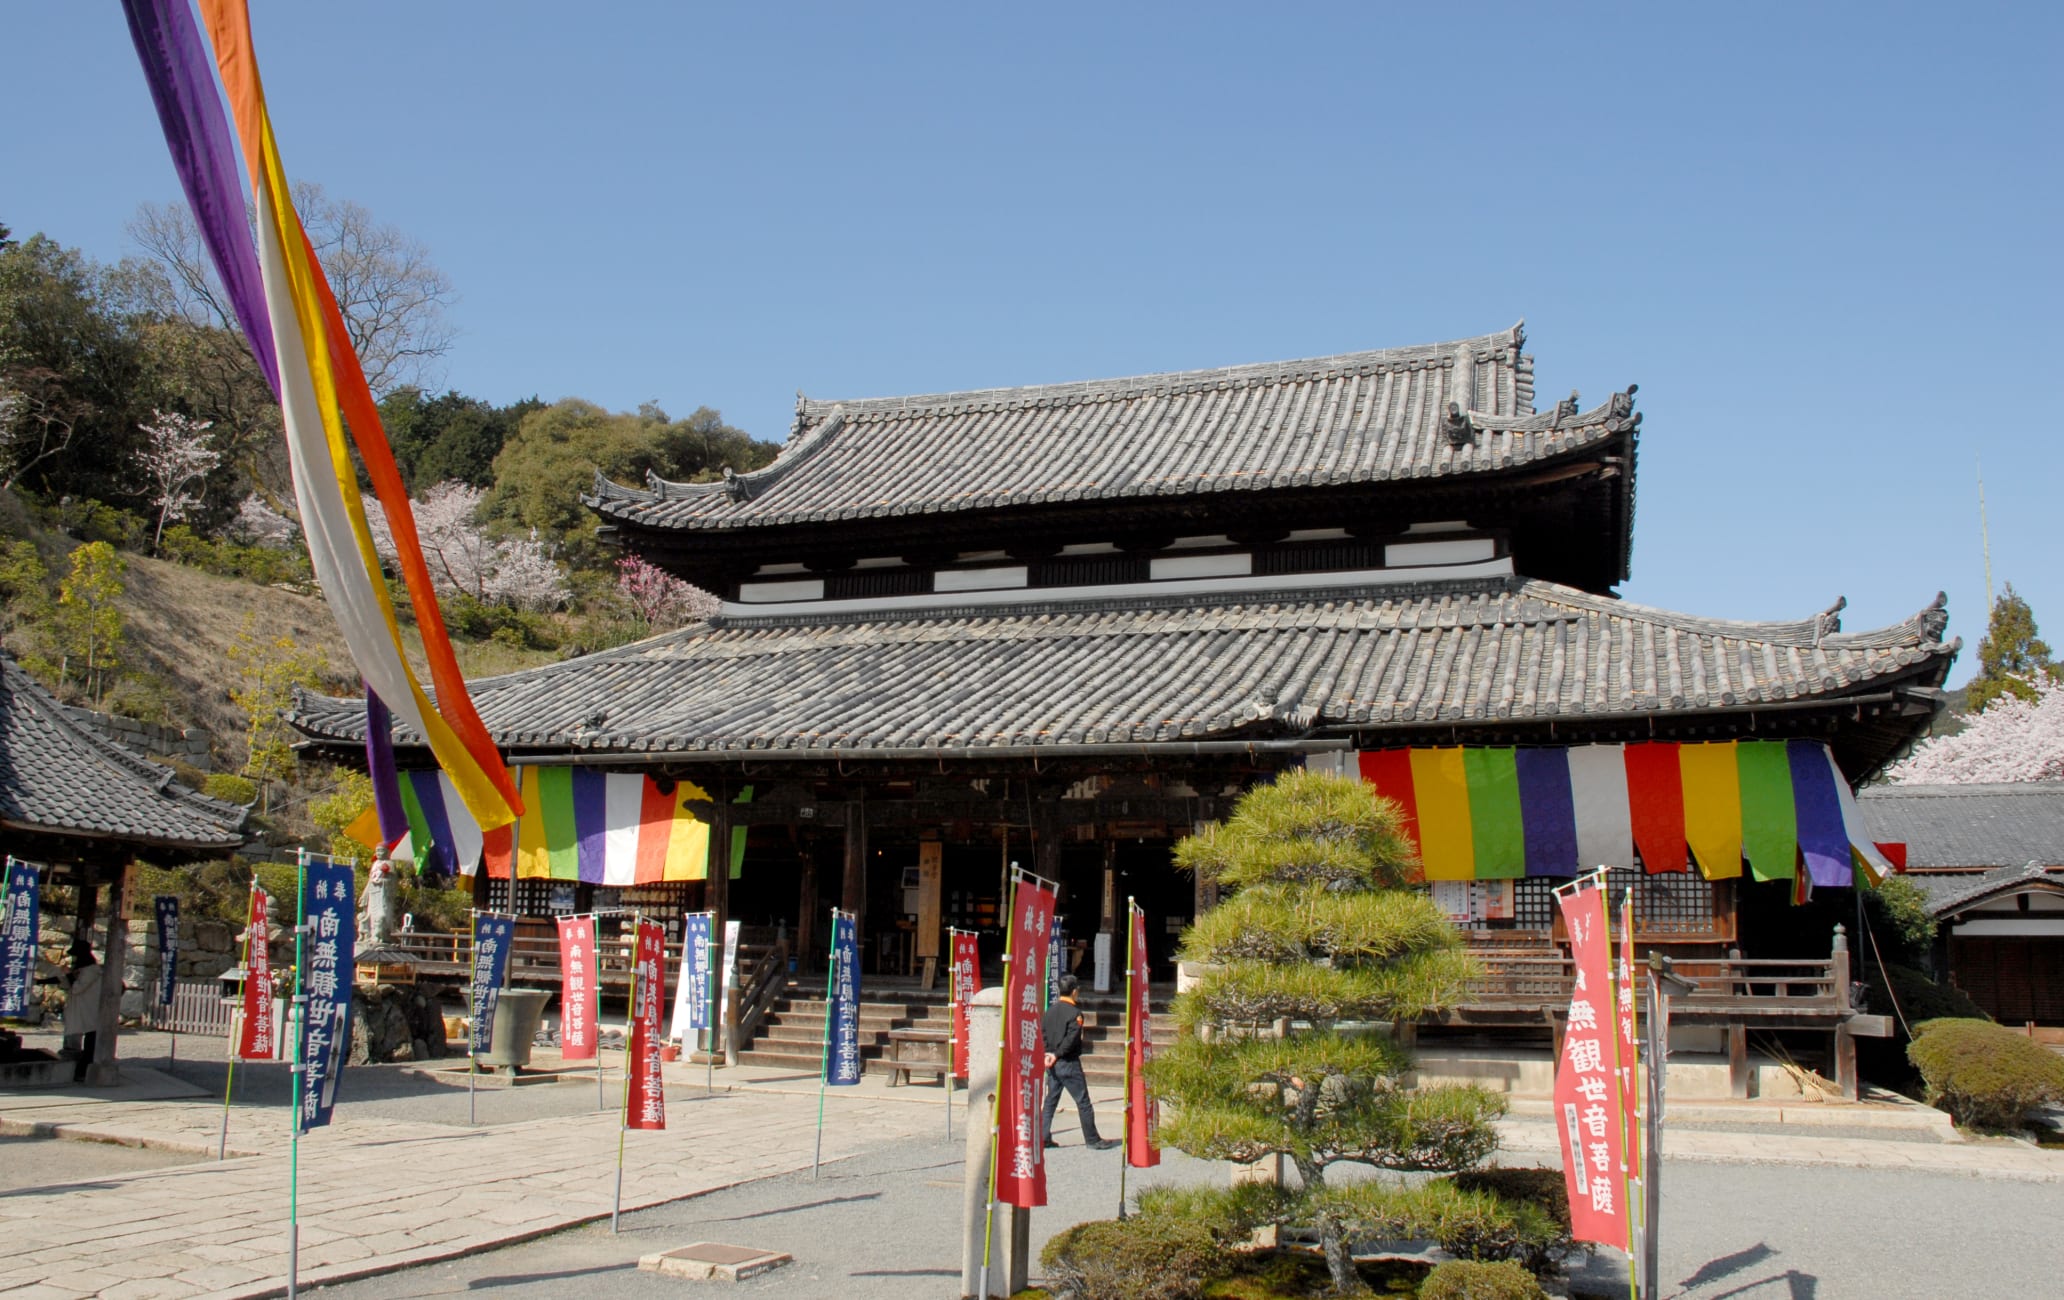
6, 3, 2060, 678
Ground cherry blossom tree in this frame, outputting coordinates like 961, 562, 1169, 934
137, 409, 221, 551
362, 479, 568, 611
616, 554, 716, 630
1887, 674, 2064, 784
229, 494, 298, 547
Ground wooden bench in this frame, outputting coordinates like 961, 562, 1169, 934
883, 1028, 950, 1086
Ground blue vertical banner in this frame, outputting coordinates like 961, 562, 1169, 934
470, 912, 514, 1056
826, 912, 862, 1086
153, 895, 180, 1007
1, 862, 39, 1018
671, 911, 713, 1042
1048, 922, 1067, 1001
299, 861, 356, 1130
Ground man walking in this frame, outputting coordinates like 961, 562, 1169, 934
1042, 973, 1118, 1150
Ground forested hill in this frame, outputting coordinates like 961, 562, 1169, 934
0, 212, 778, 801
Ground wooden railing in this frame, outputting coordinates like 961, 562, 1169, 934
727, 938, 790, 1064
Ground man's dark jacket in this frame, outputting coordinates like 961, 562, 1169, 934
1042, 997, 1083, 1061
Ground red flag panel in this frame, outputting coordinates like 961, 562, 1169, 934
626, 919, 667, 1130
994, 878, 1055, 1209
1554, 884, 1630, 1249
951, 931, 981, 1080
557, 916, 598, 1061
1124, 905, 1159, 1168
1623, 742, 1688, 873
236, 887, 274, 1060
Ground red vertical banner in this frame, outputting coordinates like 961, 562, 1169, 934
1124, 904, 1159, 1168
625, 918, 667, 1130
236, 886, 274, 1060
993, 877, 1055, 1209
1554, 883, 1628, 1248
557, 915, 597, 1061
951, 930, 981, 1080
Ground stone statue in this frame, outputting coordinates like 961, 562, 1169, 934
360, 850, 405, 948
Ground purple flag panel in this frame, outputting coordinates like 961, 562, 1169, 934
1515, 747, 1580, 877
827, 912, 863, 1086
117, 0, 278, 394
365, 689, 408, 850
1788, 739, 1855, 889
572, 768, 609, 884
154, 895, 180, 1008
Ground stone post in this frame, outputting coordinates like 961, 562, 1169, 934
92, 863, 132, 1085
960, 986, 1029, 1297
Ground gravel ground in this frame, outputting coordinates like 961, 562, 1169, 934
304, 1130, 2064, 1299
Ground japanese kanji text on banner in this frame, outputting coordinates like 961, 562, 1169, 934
827, 912, 863, 1086
299, 860, 355, 1128
470, 912, 513, 1055
153, 895, 179, 1008
1554, 883, 1630, 1247
994, 876, 1056, 1209
951, 930, 981, 1080
236, 886, 274, 1060
626, 918, 667, 1130
556, 915, 597, 1060
1, 863, 41, 1018
671, 911, 713, 1044
1124, 904, 1160, 1168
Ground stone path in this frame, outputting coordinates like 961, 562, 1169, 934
0, 1068, 939, 1300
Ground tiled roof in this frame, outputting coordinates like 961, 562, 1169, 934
588, 325, 1638, 534
290, 577, 1954, 761
1903, 860, 2064, 918
0, 655, 248, 854
1857, 782, 2064, 871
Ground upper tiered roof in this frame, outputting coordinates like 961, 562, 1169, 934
589, 324, 1640, 590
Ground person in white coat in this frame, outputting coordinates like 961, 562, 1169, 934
64, 950, 103, 1083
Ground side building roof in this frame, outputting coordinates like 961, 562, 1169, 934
291, 577, 1955, 780
590, 324, 1635, 550
1, 655, 248, 860
1856, 781, 2064, 871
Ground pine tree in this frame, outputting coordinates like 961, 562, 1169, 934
1149, 769, 1506, 1294
1967, 583, 2058, 713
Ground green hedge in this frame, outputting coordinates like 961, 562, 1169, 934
1908, 1017, 2064, 1129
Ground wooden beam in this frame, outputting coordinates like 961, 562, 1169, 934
842, 796, 867, 943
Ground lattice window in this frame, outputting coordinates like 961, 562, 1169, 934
1511, 869, 1721, 939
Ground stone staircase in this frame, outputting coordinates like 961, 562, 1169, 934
736, 984, 1176, 1086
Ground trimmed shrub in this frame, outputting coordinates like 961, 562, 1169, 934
1908, 1017, 2064, 1129
1447, 1167, 1579, 1271
1041, 1184, 1280, 1300
1419, 1259, 1549, 1300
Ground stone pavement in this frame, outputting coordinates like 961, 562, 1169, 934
1, 1051, 2058, 1300
0, 1059, 943, 1300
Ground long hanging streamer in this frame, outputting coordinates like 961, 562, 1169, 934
123, 0, 520, 831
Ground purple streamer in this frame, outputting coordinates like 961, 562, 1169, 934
1789, 740, 1855, 889
364, 688, 408, 849
572, 768, 608, 884
120, 0, 279, 395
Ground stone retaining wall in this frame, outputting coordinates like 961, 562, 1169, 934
64, 705, 213, 768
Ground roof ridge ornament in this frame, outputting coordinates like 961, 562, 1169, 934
1918, 591, 1950, 643
1813, 596, 1847, 645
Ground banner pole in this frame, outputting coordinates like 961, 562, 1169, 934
468, 908, 479, 1127
219, 878, 256, 1162
596, 916, 606, 1112
612, 912, 639, 1233
980, 872, 1023, 1300
945, 927, 958, 1141
287, 849, 308, 1300
812, 907, 838, 1180
704, 914, 716, 1098
1620, 888, 1641, 1300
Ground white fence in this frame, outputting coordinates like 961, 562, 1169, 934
144, 978, 233, 1036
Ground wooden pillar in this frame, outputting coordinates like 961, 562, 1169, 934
1831, 923, 1857, 1099
842, 795, 867, 955
1728, 1022, 1749, 1099
92, 861, 132, 1085
1032, 795, 1061, 892
706, 794, 732, 943
797, 833, 820, 964
1099, 838, 1118, 935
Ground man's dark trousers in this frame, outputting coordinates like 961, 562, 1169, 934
1042, 1057, 1102, 1145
